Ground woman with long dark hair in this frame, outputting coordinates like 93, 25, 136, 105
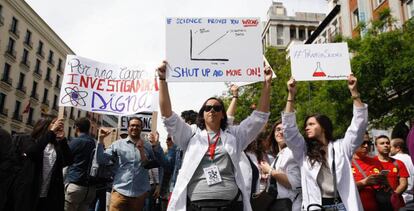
259, 120, 301, 211
9, 115, 73, 211
282, 75, 368, 211
157, 61, 272, 211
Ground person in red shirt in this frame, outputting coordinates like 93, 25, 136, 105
375, 135, 409, 210
352, 137, 386, 211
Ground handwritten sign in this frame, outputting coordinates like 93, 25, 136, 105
119, 112, 153, 133
289, 43, 351, 81
59, 55, 158, 116
166, 17, 263, 82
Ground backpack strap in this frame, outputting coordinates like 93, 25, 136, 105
352, 159, 368, 178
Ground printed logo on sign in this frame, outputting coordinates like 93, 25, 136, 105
242, 19, 258, 27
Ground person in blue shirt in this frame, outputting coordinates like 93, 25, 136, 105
65, 117, 97, 211
97, 117, 164, 211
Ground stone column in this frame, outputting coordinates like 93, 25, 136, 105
305, 27, 309, 40
296, 26, 299, 39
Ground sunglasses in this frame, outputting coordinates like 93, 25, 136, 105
204, 105, 223, 112
361, 141, 373, 146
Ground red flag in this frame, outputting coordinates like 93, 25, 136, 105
23, 101, 30, 114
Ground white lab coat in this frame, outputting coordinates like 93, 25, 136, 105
282, 105, 368, 211
163, 110, 269, 211
271, 147, 302, 211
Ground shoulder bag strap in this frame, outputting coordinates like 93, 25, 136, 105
352, 159, 368, 178
332, 147, 339, 207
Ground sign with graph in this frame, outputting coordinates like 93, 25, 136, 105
166, 17, 263, 82
289, 43, 352, 81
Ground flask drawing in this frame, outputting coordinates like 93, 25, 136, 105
312, 62, 326, 77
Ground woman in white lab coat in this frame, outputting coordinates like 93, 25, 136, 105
282, 75, 368, 211
157, 61, 272, 211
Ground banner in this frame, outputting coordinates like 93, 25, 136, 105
119, 112, 153, 133
166, 17, 263, 82
59, 55, 158, 116
289, 43, 352, 81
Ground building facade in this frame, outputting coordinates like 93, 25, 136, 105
306, 0, 414, 44
262, 1, 326, 50
0, 0, 101, 137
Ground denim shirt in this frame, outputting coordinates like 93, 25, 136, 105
96, 137, 164, 197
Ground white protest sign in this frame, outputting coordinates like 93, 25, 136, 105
166, 17, 263, 82
289, 43, 351, 81
59, 55, 158, 116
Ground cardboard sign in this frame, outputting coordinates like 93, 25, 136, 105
289, 43, 351, 81
166, 17, 263, 82
119, 112, 153, 133
59, 55, 158, 116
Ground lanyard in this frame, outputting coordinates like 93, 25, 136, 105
207, 131, 220, 160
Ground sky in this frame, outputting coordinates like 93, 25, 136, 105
25, 0, 328, 145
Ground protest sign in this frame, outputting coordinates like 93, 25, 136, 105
289, 43, 351, 81
59, 55, 158, 116
119, 112, 153, 133
166, 17, 263, 82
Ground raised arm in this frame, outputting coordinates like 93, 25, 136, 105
342, 74, 368, 157
157, 61, 172, 118
284, 78, 296, 113
256, 66, 272, 113
226, 84, 239, 117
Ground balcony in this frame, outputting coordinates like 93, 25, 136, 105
33, 69, 43, 79
47, 59, 55, 67
36, 50, 45, 59
9, 27, 20, 39
30, 93, 39, 101
0, 108, 8, 117
1, 77, 13, 86
12, 113, 23, 122
52, 105, 58, 111
20, 59, 31, 69
23, 40, 33, 49
42, 99, 50, 107
5, 49, 17, 61
16, 86, 26, 94
27, 119, 35, 126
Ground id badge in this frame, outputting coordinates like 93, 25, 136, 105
203, 165, 222, 186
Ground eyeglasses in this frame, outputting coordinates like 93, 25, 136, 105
129, 124, 141, 128
361, 141, 373, 146
204, 105, 223, 112
275, 127, 283, 133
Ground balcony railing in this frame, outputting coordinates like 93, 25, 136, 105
1, 77, 13, 86
42, 99, 50, 106
20, 59, 31, 68
36, 50, 45, 59
47, 59, 55, 66
9, 27, 20, 39
0, 108, 8, 117
12, 114, 23, 122
0, 16, 4, 26
30, 93, 39, 101
24, 40, 33, 49
5, 49, 17, 60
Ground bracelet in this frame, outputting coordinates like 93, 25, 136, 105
232, 95, 238, 99
351, 94, 360, 100
287, 99, 294, 102
159, 78, 166, 81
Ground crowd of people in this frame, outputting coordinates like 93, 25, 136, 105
0, 61, 413, 211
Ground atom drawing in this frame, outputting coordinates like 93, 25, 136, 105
60, 86, 88, 106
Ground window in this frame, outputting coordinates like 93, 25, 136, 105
0, 93, 6, 115
48, 50, 54, 64
37, 41, 44, 56
22, 49, 29, 65
10, 17, 18, 33
352, 9, 359, 29
57, 58, 63, 71
13, 101, 21, 120
31, 81, 38, 98
77, 110, 81, 118
42, 88, 48, 104
46, 67, 51, 81
277, 25, 284, 45
53, 95, 58, 110
408, 0, 414, 19
34, 59, 41, 73
27, 107, 34, 125
17, 73, 25, 90
7, 38, 15, 55
24, 30, 32, 46
2, 63, 11, 82
55, 74, 61, 88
